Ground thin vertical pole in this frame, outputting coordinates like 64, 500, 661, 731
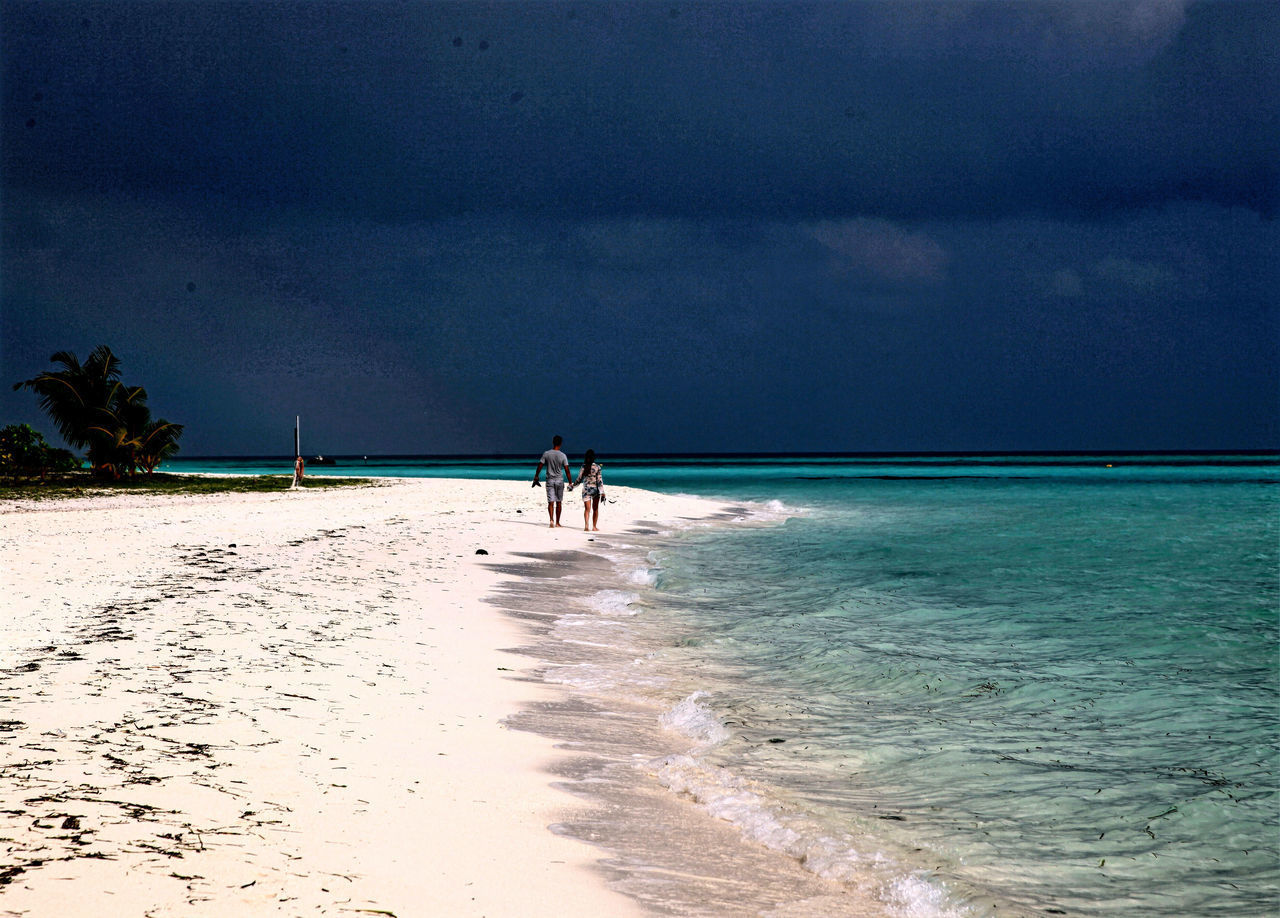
294, 416, 300, 457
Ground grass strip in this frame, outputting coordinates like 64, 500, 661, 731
0, 472, 372, 501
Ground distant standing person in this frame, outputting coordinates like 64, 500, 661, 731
570, 449, 604, 532
531, 435, 570, 528
292, 454, 305, 489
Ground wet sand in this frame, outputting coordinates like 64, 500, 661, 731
489, 540, 891, 918
0, 478, 721, 917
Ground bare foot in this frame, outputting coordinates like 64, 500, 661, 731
592, 526, 599, 531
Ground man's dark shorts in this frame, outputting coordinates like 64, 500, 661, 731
545, 480, 565, 503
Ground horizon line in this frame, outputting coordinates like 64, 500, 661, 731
174, 449, 1280, 461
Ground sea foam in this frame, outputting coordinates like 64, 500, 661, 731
627, 567, 658, 586
650, 697, 955, 906
649, 751, 963, 917
587, 589, 641, 617
658, 691, 732, 747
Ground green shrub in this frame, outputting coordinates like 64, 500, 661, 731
0, 423, 81, 480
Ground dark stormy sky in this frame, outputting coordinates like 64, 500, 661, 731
3, 1, 1277, 455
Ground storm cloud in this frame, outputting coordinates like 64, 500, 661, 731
3, 1, 1276, 453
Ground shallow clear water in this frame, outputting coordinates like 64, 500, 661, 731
168, 453, 1279, 915
634, 469, 1278, 916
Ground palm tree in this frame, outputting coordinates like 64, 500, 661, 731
13, 346, 183, 478
92, 384, 184, 476
87, 382, 148, 477
135, 418, 185, 475
12, 346, 123, 475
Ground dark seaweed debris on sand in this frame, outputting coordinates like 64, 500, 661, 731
0, 522, 401, 901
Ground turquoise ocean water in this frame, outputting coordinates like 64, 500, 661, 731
169, 454, 1279, 916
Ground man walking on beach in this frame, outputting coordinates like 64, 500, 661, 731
532, 435, 570, 528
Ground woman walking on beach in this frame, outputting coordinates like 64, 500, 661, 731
570, 449, 604, 531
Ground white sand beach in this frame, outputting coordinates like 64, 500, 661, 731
0, 478, 726, 917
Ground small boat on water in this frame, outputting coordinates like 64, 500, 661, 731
293, 418, 337, 466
